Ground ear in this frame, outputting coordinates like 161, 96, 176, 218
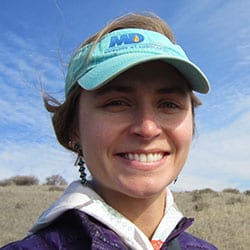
68, 130, 80, 150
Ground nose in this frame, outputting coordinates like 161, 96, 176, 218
130, 109, 162, 139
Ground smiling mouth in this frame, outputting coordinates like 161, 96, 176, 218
120, 153, 166, 163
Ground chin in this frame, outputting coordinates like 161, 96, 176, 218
119, 179, 169, 199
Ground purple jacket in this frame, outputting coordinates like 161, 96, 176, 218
1, 209, 217, 249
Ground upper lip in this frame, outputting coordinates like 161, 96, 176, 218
116, 149, 170, 155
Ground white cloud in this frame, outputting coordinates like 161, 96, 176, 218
0, 29, 72, 183
172, 0, 250, 76
0, 30, 65, 90
0, 30, 66, 139
174, 110, 250, 191
0, 141, 79, 184
0, 82, 52, 140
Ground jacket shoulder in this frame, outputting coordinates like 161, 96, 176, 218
1, 210, 91, 250
178, 232, 217, 250
0, 234, 56, 250
1, 209, 127, 250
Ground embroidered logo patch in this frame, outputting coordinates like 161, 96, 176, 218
109, 33, 144, 47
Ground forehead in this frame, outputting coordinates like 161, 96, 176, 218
95, 60, 191, 94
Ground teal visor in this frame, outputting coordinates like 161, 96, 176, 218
65, 28, 210, 96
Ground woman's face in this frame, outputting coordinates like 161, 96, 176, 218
77, 61, 193, 200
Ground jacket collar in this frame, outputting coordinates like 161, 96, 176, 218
30, 180, 185, 250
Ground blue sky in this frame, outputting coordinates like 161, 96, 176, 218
0, 0, 250, 191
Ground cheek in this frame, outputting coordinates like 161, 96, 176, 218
79, 114, 116, 157
173, 113, 193, 150
80, 120, 103, 148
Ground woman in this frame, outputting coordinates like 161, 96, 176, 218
1, 13, 217, 249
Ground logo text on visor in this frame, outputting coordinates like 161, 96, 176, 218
109, 33, 144, 48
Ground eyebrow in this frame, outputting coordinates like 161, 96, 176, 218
94, 84, 189, 97
156, 86, 188, 96
94, 85, 134, 96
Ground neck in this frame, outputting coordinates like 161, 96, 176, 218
94, 185, 167, 239
126, 193, 166, 239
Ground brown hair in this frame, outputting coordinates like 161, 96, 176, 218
44, 13, 201, 152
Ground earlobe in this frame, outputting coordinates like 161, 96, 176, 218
69, 130, 80, 149
68, 139, 79, 152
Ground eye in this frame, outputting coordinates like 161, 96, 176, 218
105, 100, 128, 107
102, 99, 131, 112
159, 101, 179, 109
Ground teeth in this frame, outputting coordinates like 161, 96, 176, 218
123, 153, 164, 162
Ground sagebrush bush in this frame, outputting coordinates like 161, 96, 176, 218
0, 176, 39, 186
48, 186, 65, 192
191, 191, 203, 202
222, 188, 240, 194
225, 196, 244, 205
198, 188, 217, 194
10, 176, 39, 186
0, 179, 14, 187
45, 175, 67, 186
193, 201, 210, 212
243, 190, 250, 196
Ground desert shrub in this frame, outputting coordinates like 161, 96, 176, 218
48, 186, 65, 192
45, 175, 67, 186
243, 190, 250, 196
191, 190, 203, 202
198, 188, 217, 194
225, 196, 244, 205
15, 202, 26, 209
193, 201, 209, 212
222, 188, 240, 194
12, 175, 39, 186
4, 175, 39, 186
0, 179, 14, 186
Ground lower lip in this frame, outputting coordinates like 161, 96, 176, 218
116, 154, 169, 171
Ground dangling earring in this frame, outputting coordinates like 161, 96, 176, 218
73, 144, 87, 184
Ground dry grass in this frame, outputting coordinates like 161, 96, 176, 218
1, 186, 250, 249
175, 191, 250, 250
0, 185, 62, 246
